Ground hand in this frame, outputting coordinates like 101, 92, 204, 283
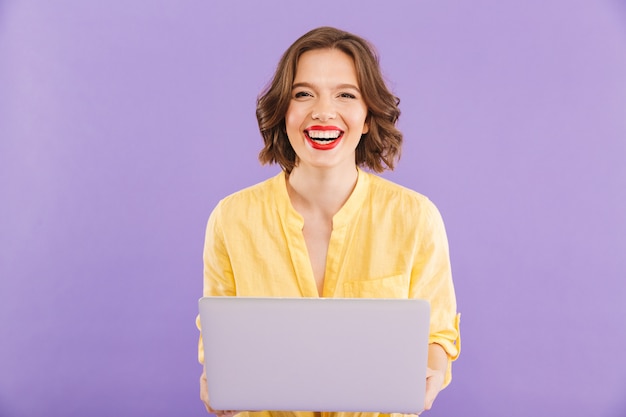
200, 370, 241, 417
423, 366, 445, 413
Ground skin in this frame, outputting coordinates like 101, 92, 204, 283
285, 48, 370, 296
200, 370, 238, 417
424, 344, 448, 412
201, 48, 448, 415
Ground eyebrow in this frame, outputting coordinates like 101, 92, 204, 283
291, 82, 361, 92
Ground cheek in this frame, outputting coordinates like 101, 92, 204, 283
284, 111, 302, 145
347, 108, 369, 132
285, 107, 303, 132
284, 112, 295, 129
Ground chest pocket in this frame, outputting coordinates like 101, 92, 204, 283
342, 274, 409, 298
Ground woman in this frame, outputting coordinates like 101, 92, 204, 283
197, 26, 460, 417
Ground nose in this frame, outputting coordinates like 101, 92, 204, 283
311, 98, 336, 121
312, 110, 336, 121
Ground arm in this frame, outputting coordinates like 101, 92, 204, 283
197, 204, 239, 415
424, 343, 448, 412
197, 204, 237, 363
409, 199, 461, 410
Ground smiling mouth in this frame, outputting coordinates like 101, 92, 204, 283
305, 129, 344, 149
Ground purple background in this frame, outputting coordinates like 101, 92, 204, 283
1, 1, 625, 416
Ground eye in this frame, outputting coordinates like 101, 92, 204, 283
339, 92, 357, 99
294, 91, 312, 98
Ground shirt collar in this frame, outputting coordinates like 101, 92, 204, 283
274, 167, 370, 230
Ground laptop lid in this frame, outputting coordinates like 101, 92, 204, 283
198, 297, 430, 413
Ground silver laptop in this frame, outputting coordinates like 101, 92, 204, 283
198, 297, 430, 413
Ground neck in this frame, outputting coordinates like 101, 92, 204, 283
286, 164, 359, 218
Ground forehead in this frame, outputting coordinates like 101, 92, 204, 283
293, 48, 359, 84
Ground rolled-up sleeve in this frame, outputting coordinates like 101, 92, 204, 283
409, 198, 460, 388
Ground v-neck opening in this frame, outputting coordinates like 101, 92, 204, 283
272, 170, 371, 298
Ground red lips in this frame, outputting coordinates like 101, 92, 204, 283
305, 126, 344, 150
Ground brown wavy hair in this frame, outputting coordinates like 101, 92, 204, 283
256, 26, 402, 174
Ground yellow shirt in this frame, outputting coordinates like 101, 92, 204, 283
197, 169, 460, 417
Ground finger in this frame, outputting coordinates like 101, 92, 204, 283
200, 373, 216, 414
216, 411, 239, 417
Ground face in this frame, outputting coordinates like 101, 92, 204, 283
285, 48, 369, 172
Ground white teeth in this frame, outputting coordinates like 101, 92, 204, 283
307, 130, 341, 139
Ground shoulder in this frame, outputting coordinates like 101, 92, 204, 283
209, 173, 283, 222
364, 173, 448, 240
362, 172, 446, 230
366, 172, 436, 210
219, 173, 281, 208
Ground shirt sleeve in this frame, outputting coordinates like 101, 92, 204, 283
196, 203, 237, 364
408, 198, 461, 389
